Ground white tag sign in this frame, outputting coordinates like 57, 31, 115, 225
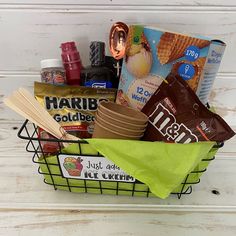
58, 154, 135, 182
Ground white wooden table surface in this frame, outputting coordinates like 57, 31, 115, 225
1, 1, 236, 235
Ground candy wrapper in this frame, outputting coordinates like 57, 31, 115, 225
141, 74, 235, 143
34, 82, 116, 153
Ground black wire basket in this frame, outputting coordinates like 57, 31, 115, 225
18, 119, 224, 199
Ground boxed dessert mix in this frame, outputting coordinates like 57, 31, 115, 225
116, 25, 226, 109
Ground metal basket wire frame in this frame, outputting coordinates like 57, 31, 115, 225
18, 119, 223, 199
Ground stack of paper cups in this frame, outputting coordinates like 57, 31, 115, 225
93, 101, 148, 140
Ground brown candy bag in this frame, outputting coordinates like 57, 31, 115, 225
142, 74, 235, 143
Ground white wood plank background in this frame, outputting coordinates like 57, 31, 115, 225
0, 2, 236, 72
2, 0, 236, 5
0, 1, 236, 235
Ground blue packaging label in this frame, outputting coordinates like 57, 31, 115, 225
178, 63, 195, 80
85, 81, 113, 88
185, 46, 200, 62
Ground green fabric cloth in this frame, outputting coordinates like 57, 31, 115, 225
85, 139, 216, 199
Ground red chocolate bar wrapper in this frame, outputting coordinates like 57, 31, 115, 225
141, 74, 235, 143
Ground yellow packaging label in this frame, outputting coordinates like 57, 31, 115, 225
34, 82, 117, 138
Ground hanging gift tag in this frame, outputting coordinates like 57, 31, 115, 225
58, 154, 135, 182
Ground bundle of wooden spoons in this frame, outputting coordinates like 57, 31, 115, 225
4, 88, 79, 144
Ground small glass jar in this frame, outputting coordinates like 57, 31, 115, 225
40, 59, 66, 85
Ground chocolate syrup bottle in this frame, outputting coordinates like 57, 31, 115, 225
61, 42, 82, 86
81, 41, 114, 88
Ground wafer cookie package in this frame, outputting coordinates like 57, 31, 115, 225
116, 25, 226, 110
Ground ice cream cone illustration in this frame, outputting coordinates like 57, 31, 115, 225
171, 57, 207, 91
67, 169, 81, 176
157, 32, 210, 65
125, 26, 152, 78
63, 157, 83, 177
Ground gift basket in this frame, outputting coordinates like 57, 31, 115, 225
5, 22, 235, 199
18, 119, 224, 199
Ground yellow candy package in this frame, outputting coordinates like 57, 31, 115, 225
34, 82, 116, 153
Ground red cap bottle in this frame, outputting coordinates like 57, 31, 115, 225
61, 42, 82, 85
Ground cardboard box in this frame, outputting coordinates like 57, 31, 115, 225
116, 25, 226, 110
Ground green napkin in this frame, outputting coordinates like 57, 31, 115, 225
85, 139, 215, 199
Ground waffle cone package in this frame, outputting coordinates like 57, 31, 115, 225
116, 24, 225, 110
157, 32, 210, 64
141, 74, 235, 143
